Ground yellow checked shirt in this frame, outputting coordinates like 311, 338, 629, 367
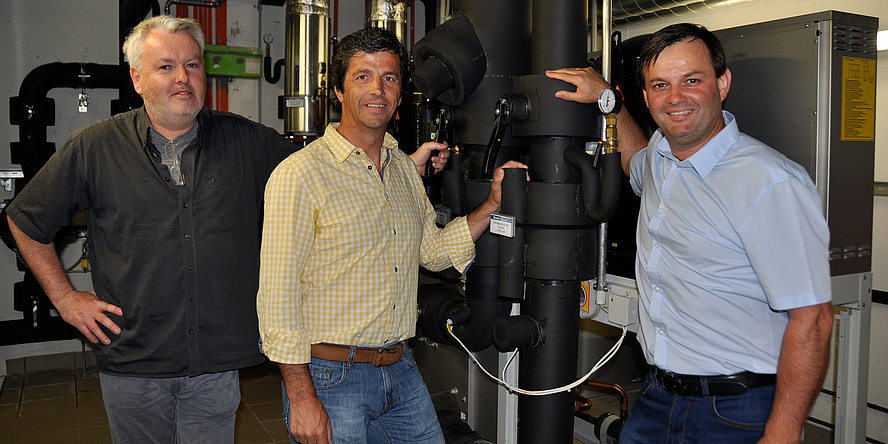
258, 124, 476, 364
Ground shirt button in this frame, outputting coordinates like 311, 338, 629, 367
658, 329, 664, 335
393, 229, 396, 235
185, 234, 191, 239
187, 266, 194, 271
659, 205, 666, 211
654, 243, 661, 249
368, 165, 373, 170
190, 298, 195, 303
183, 203, 189, 208
394, 266, 398, 272
165, 177, 171, 182
189, 329, 194, 334
654, 286, 661, 292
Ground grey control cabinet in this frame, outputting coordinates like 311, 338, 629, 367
715, 11, 878, 277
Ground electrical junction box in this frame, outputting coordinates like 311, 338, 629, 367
607, 293, 637, 327
203, 44, 262, 79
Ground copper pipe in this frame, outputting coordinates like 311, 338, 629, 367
575, 393, 594, 413
582, 380, 629, 421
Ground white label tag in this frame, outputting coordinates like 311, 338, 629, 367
490, 213, 515, 238
435, 206, 452, 226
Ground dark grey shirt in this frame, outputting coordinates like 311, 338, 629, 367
8, 107, 296, 377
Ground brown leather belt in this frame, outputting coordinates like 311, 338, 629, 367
653, 366, 776, 396
310, 342, 405, 367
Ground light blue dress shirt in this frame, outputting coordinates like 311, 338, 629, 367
628, 111, 831, 376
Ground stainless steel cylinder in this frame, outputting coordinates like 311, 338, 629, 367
284, 0, 330, 136
365, 0, 408, 45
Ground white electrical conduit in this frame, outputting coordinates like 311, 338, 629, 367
447, 319, 629, 396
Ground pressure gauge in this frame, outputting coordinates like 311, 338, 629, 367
597, 88, 621, 114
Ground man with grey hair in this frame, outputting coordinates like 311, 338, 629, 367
5, 15, 297, 443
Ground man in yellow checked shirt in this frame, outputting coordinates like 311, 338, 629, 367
257, 27, 527, 444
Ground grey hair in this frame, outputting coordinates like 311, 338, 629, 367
122, 15, 205, 70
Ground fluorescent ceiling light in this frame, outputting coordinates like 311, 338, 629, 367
879, 30, 888, 51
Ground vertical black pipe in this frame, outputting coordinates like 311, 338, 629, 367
517, 1, 590, 442
499, 169, 528, 300
531, 0, 588, 73
518, 280, 582, 443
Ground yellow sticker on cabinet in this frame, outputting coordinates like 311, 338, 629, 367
841, 56, 876, 141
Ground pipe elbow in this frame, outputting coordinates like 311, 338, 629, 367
563, 148, 621, 223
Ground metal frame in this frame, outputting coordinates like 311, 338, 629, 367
832, 273, 872, 443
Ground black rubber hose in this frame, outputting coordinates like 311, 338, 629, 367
264, 56, 285, 84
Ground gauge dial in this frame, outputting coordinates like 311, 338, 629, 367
598, 88, 620, 114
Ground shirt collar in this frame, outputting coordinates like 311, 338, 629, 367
322, 123, 398, 165
137, 107, 206, 149
654, 110, 739, 179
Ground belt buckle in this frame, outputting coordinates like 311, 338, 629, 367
372, 344, 401, 367
658, 371, 682, 395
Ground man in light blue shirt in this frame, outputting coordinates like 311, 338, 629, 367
548, 23, 833, 443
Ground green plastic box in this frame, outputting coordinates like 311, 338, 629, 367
203, 44, 262, 79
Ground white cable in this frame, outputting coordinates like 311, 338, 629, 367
446, 319, 628, 396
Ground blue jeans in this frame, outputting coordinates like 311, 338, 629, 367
619, 369, 775, 444
283, 346, 445, 444
100, 370, 240, 444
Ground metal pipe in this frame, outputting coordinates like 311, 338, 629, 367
284, 0, 329, 137
163, 0, 226, 15
602, 0, 612, 83
582, 379, 629, 421
365, 0, 408, 44
598, 0, 613, 307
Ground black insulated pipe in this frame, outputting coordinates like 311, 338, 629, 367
264, 56, 285, 84
120, 0, 160, 64
493, 314, 542, 349
563, 149, 622, 222
450, 266, 512, 351
412, 13, 487, 105
518, 279, 582, 443
11, 63, 133, 141
498, 168, 527, 300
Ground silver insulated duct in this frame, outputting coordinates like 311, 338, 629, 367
613, 0, 748, 24
284, 0, 329, 137
366, 0, 408, 45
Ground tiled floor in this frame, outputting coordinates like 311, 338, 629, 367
0, 360, 831, 444
0, 360, 290, 444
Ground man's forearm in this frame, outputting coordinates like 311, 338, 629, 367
7, 215, 74, 301
279, 362, 316, 400
278, 362, 332, 443
762, 302, 834, 442
464, 160, 528, 241
614, 107, 647, 176
466, 197, 497, 242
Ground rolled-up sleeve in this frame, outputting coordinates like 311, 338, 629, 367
257, 157, 315, 364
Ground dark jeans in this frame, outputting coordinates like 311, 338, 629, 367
619, 369, 775, 444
